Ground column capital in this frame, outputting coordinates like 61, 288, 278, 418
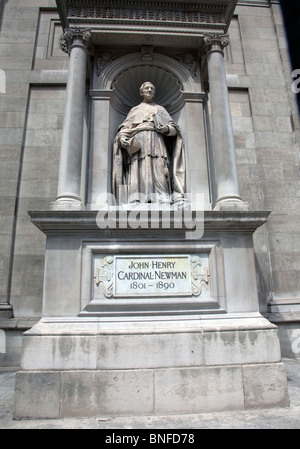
60, 28, 92, 54
203, 33, 230, 53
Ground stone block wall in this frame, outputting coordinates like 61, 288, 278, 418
224, 4, 300, 317
0, 0, 68, 320
0, 0, 68, 364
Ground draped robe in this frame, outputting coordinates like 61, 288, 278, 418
112, 102, 186, 205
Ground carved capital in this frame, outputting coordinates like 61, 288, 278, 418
60, 28, 92, 54
203, 33, 230, 53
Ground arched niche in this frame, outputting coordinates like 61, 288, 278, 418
95, 52, 201, 115
111, 65, 183, 116
88, 51, 211, 209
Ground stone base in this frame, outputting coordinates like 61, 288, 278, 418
265, 298, 300, 358
14, 315, 289, 419
213, 200, 249, 212
50, 197, 85, 211
0, 304, 13, 319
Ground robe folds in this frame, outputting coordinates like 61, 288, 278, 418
112, 102, 186, 205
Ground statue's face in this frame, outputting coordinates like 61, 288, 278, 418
141, 83, 155, 102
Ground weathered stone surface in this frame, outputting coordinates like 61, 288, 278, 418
155, 366, 244, 414
60, 370, 154, 418
243, 363, 289, 409
13, 316, 289, 417
14, 371, 61, 419
203, 328, 281, 365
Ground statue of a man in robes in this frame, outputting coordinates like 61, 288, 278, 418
112, 82, 188, 209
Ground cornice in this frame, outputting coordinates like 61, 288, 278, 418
237, 0, 279, 6
56, 1, 238, 34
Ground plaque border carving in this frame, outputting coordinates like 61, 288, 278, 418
94, 254, 210, 299
80, 239, 226, 318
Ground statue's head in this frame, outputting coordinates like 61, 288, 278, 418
139, 82, 156, 100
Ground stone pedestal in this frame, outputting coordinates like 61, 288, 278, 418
14, 317, 288, 419
14, 211, 289, 418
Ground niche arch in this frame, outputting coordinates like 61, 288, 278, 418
88, 51, 211, 209
96, 52, 201, 115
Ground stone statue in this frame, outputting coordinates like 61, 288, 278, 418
112, 82, 188, 208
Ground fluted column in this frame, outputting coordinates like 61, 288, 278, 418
51, 28, 91, 210
204, 34, 246, 210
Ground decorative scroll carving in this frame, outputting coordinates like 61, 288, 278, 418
203, 33, 230, 50
94, 256, 114, 298
59, 28, 92, 54
190, 255, 209, 296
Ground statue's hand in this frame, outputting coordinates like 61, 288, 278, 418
157, 125, 169, 134
120, 136, 130, 148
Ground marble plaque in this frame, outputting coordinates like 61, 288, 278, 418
94, 254, 209, 299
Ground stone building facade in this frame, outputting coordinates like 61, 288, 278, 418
0, 0, 299, 368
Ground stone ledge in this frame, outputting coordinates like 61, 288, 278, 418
20, 316, 281, 370
265, 312, 300, 323
25, 315, 277, 335
28, 209, 270, 233
0, 304, 13, 319
0, 317, 39, 330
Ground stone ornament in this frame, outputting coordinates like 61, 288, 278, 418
94, 256, 114, 298
203, 33, 230, 51
96, 51, 114, 75
190, 255, 209, 296
59, 28, 92, 54
176, 53, 198, 77
67, 5, 226, 26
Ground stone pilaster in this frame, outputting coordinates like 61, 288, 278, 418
204, 34, 247, 210
51, 28, 91, 210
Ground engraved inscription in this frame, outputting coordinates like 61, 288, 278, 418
115, 255, 191, 297
94, 254, 209, 299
